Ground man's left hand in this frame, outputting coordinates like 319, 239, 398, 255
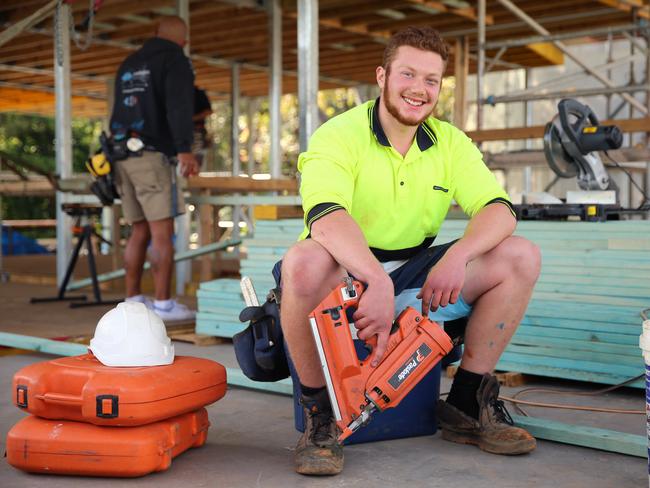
416, 247, 468, 315
177, 152, 200, 177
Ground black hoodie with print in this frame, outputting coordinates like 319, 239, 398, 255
110, 37, 194, 156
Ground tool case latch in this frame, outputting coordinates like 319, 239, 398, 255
96, 395, 119, 418
16, 385, 28, 408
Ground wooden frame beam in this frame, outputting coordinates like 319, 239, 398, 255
467, 117, 650, 142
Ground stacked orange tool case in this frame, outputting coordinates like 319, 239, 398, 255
6, 354, 227, 477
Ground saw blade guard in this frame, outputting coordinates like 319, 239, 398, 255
543, 98, 622, 191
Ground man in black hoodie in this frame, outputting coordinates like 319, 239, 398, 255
110, 16, 199, 322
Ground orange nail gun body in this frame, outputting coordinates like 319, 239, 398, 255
308, 278, 454, 442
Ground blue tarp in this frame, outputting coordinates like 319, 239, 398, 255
2, 225, 50, 255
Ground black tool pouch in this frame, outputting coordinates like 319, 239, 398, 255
233, 288, 289, 382
90, 175, 119, 207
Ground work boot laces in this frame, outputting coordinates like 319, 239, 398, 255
489, 396, 514, 426
308, 406, 335, 445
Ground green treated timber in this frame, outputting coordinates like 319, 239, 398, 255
504, 344, 643, 366
199, 278, 241, 290
0, 333, 88, 356
496, 360, 644, 388
534, 282, 650, 299
197, 305, 243, 317
511, 415, 645, 458
522, 315, 641, 333
532, 291, 648, 307
541, 248, 650, 259
540, 270, 650, 284
197, 291, 243, 303
500, 351, 641, 376
540, 257, 650, 268
197, 295, 242, 304
440, 220, 650, 230
516, 325, 639, 346
246, 239, 297, 248
525, 300, 643, 322
244, 248, 286, 258
523, 311, 640, 329
240, 264, 279, 273
497, 356, 643, 385
195, 318, 242, 330
198, 288, 243, 298
188, 195, 302, 206
528, 230, 650, 236
67, 239, 242, 291
225, 367, 293, 395
511, 334, 641, 357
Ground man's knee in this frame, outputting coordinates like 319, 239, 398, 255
496, 236, 541, 283
281, 242, 338, 297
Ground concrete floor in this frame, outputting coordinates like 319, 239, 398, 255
0, 282, 647, 487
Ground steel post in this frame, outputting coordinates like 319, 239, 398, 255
477, 0, 486, 131
298, 0, 319, 151
231, 63, 241, 237
268, 0, 282, 178
54, 2, 73, 288
175, 0, 191, 295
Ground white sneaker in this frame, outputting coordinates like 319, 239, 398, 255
152, 300, 196, 322
124, 295, 154, 309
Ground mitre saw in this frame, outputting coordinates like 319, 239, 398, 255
518, 98, 627, 220
543, 98, 622, 203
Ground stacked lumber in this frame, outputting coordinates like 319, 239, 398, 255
195, 220, 300, 337
486, 220, 649, 388
196, 218, 650, 388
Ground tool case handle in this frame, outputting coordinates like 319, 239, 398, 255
35, 392, 83, 405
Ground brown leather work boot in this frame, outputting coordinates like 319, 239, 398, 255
294, 390, 344, 475
437, 374, 536, 455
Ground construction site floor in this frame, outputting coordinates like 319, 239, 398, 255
0, 282, 646, 487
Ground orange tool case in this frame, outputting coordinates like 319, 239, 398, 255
6, 408, 209, 477
13, 354, 227, 426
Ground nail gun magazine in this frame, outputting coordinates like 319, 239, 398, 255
308, 277, 455, 442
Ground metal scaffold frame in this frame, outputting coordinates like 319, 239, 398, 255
474, 0, 650, 114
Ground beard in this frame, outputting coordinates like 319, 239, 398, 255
382, 78, 435, 127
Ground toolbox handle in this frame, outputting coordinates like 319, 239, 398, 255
35, 392, 83, 405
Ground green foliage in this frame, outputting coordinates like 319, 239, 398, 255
0, 113, 101, 220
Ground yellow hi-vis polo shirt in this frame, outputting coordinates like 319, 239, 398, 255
298, 98, 513, 262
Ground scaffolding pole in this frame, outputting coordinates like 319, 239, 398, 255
298, 0, 319, 151
268, 0, 282, 178
486, 84, 650, 105
54, 1, 73, 288
231, 62, 241, 236
496, 0, 648, 115
67, 239, 242, 291
175, 0, 191, 296
484, 23, 641, 50
476, 0, 486, 131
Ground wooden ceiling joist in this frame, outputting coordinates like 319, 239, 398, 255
0, 0, 645, 117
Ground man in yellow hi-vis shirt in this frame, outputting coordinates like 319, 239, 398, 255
280, 26, 541, 476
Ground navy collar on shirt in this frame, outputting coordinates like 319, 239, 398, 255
368, 97, 438, 152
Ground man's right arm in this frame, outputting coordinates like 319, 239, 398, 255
310, 209, 395, 366
164, 54, 198, 176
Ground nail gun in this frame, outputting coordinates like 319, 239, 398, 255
308, 277, 455, 442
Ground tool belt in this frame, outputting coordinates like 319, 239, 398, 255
234, 287, 290, 382
107, 132, 157, 160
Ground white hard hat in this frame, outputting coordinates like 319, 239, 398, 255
89, 302, 175, 367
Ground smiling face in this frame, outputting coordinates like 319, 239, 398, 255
376, 45, 445, 127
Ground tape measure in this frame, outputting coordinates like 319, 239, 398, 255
86, 153, 111, 177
